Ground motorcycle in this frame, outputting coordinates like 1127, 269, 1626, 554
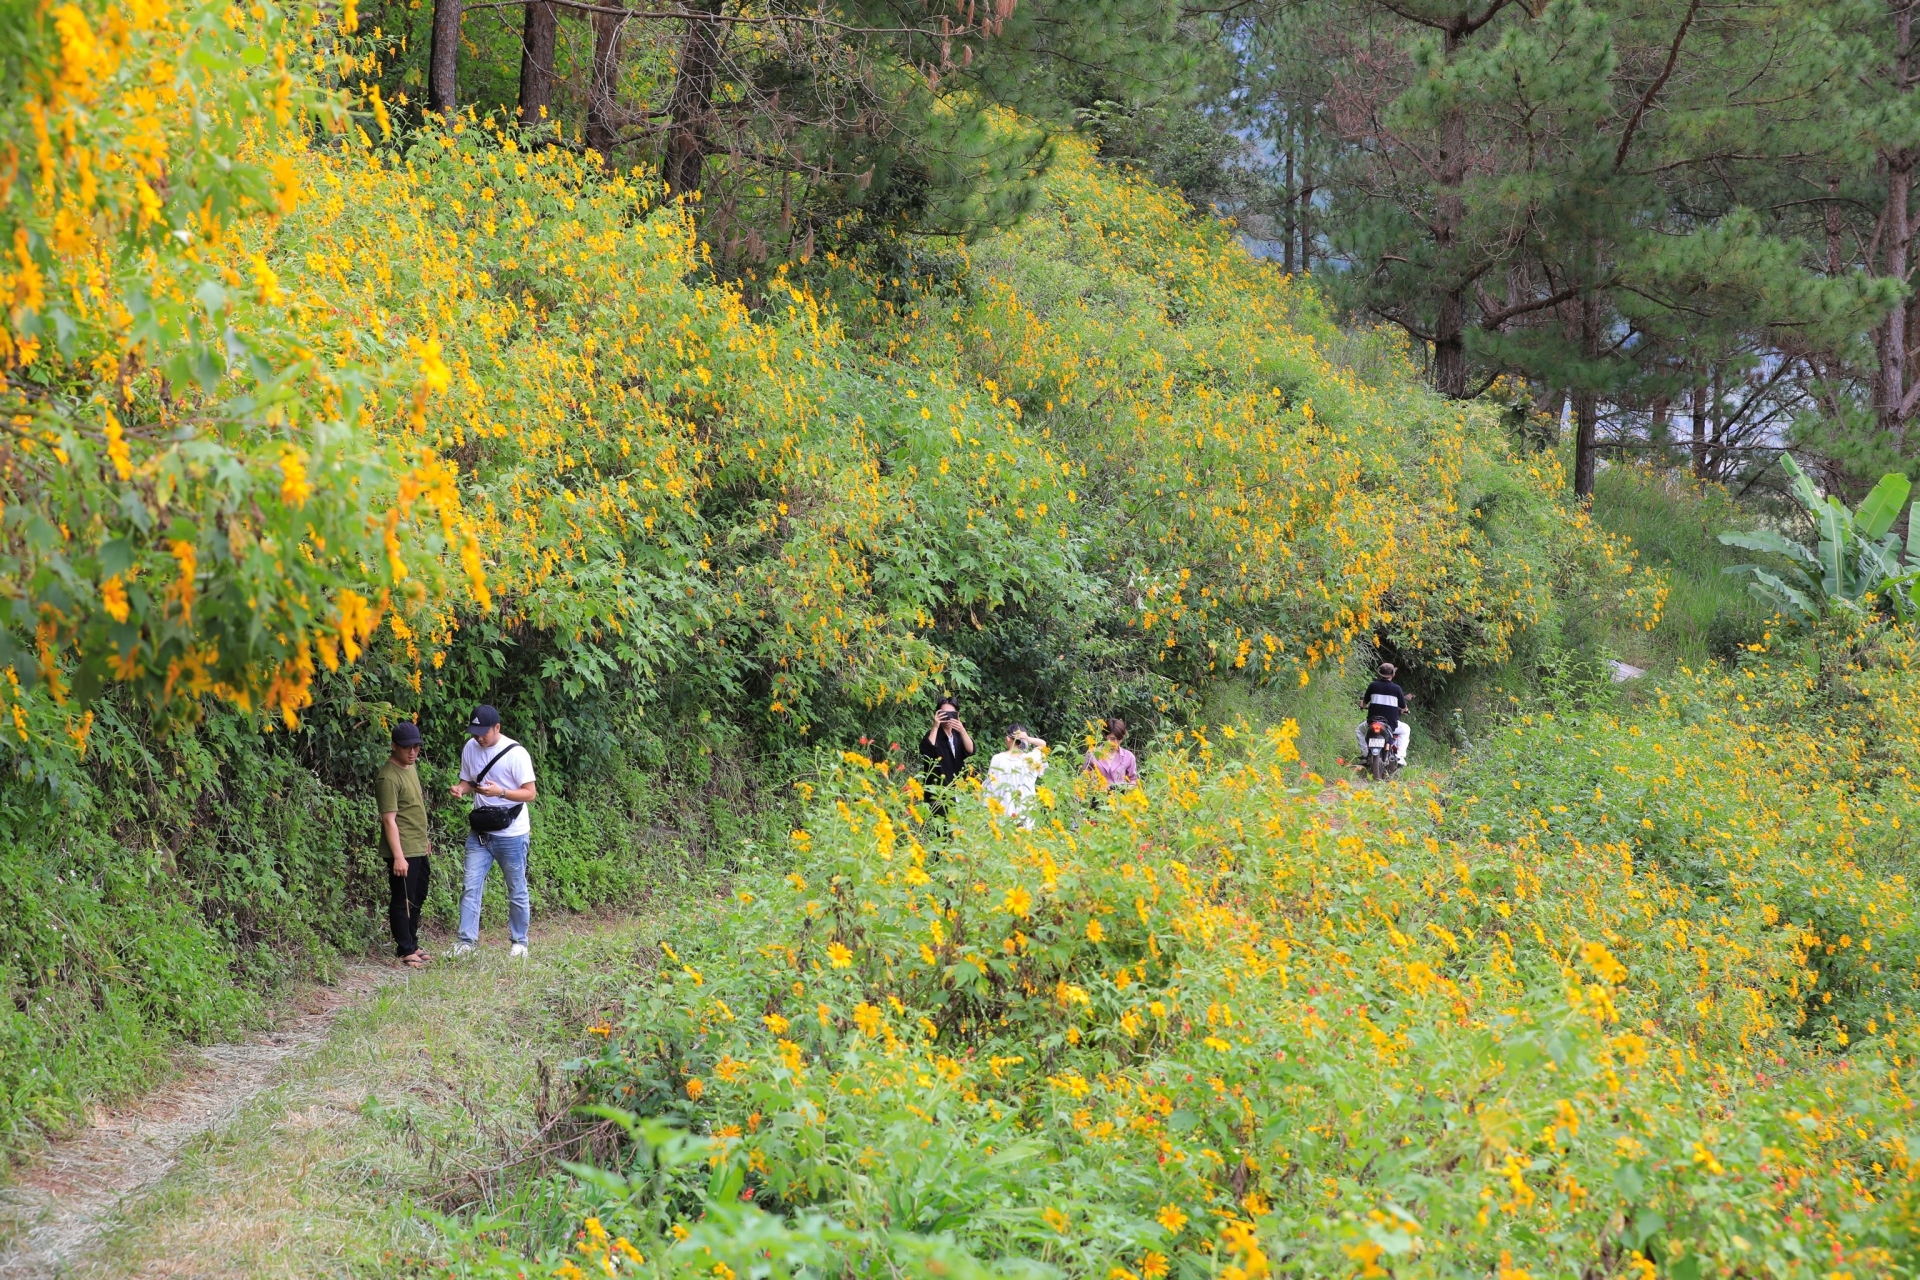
1361, 718, 1400, 781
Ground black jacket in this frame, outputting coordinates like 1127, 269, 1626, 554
918, 725, 975, 782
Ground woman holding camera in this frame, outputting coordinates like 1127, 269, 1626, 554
918, 696, 976, 818
985, 723, 1048, 830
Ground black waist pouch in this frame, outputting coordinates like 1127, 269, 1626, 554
466, 743, 526, 834
468, 802, 523, 834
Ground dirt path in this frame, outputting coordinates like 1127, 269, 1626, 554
0, 962, 393, 1280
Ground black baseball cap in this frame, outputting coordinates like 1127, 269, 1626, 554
467, 705, 501, 735
392, 721, 423, 748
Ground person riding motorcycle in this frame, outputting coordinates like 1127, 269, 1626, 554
1356, 662, 1411, 766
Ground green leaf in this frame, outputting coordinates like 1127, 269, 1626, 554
1854, 472, 1911, 540
1781, 453, 1825, 517
1612, 1162, 1645, 1199
1817, 505, 1848, 595
1733, 566, 1818, 620
1718, 529, 1817, 566
98, 539, 134, 578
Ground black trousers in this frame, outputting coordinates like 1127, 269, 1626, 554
388, 856, 431, 957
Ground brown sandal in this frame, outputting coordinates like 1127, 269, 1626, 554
402, 952, 429, 968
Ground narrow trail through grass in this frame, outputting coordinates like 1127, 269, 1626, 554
0, 962, 390, 1280
0, 910, 675, 1280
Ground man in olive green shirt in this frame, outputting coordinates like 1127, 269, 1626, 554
377, 721, 433, 966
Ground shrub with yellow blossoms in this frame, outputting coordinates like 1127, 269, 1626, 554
239, 103, 1660, 751
0, 0, 482, 752
488, 622, 1920, 1279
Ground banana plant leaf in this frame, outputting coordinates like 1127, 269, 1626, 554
1723, 454, 1914, 621
1718, 529, 1819, 567
1817, 503, 1849, 596
1860, 537, 1906, 583
1781, 455, 1826, 517
1882, 569, 1920, 622
1729, 565, 1819, 621
1855, 472, 1913, 540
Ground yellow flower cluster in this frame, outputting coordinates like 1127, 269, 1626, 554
0, 0, 486, 742
940, 142, 1665, 681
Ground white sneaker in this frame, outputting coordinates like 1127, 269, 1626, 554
450, 942, 475, 958
509, 943, 529, 958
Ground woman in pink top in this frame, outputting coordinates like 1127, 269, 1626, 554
1084, 718, 1139, 793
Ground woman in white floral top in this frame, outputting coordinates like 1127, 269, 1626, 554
985, 723, 1048, 829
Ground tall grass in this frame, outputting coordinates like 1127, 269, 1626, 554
1591, 463, 1772, 670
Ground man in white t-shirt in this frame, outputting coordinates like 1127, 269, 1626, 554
449, 704, 538, 957
985, 723, 1047, 830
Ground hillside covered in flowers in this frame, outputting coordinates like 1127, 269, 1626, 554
11, 5, 1920, 1278
514, 614, 1920, 1280
0, 0, 1665, 1146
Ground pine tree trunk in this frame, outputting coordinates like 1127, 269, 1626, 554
1434, 291, 1467, 399
1299, 142, 1313, 273
1283, 115, 1297, 274
427, 0, 461, 118
1431, 27, 1469, 400
1826, 175, 1844, 276
1572, 295, 1602, 497
1573, 387, 1598, 497
1690, 380, 1707, 479
662, 0, 725, 199
587, 3, 626, 160
1880, 157, 1912, 449
1709, 366, 1725, 479
1878, 0, 1916, 451
516, 0, 558, 128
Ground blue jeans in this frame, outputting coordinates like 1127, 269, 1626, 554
459, 831, 530, 946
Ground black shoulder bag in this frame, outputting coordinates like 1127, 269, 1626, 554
467, 743, 526, 833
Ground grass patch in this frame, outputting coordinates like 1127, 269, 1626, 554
67, 912, 695, 1279
1592, 463, 1772, 670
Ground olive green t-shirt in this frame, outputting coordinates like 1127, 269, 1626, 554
374, 759, 430, 859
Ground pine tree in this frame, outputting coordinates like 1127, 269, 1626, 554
1228, 0, 1899, 497
369, 0, 1196, 249
1744, 0, 1920, 488
643, 0, 1195, 250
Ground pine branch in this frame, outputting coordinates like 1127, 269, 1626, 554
1477, 283, 1583, 331
1613, 0, 1701, 172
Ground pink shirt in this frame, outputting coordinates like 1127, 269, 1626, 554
1086, 745, 1138, 789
